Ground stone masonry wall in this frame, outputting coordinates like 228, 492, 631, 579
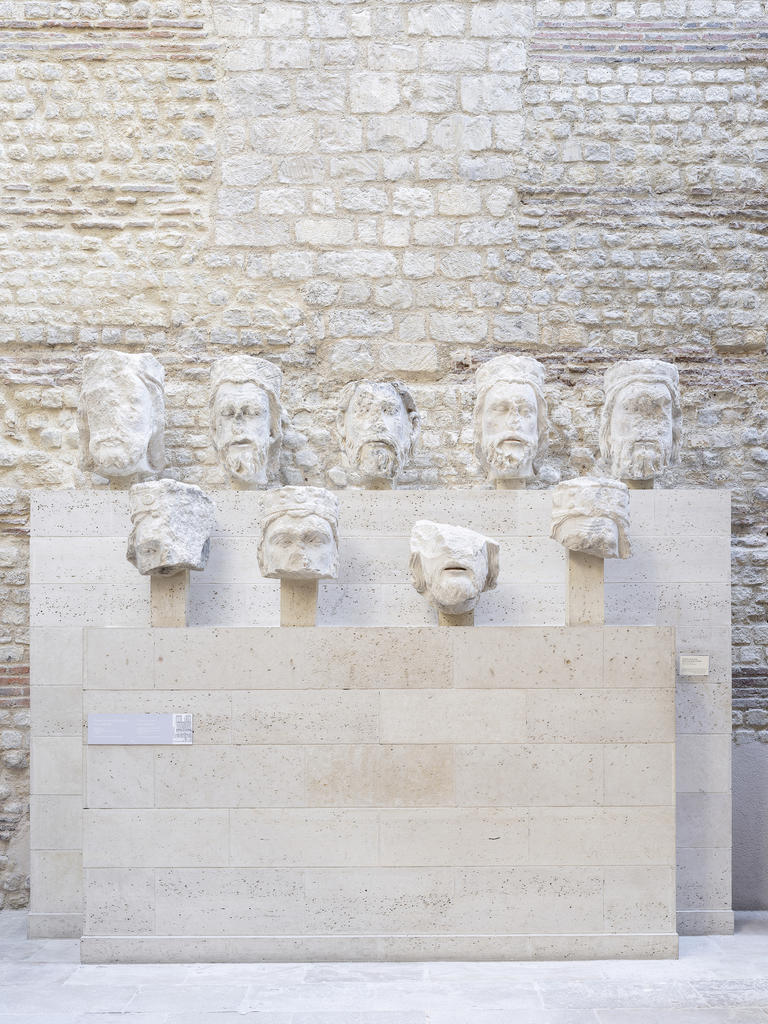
1, 0, 767, 906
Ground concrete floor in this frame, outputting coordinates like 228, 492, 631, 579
1, 913, 767, 1022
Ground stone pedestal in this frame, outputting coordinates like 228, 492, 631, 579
566, 551, 604, 626
150, 572, 189, 628
437, 609, 474, 626
280, 579, 318, 627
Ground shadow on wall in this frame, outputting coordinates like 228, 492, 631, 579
734, 736, 768, 911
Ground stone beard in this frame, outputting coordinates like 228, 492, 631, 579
409, 520, 499, 616
550, 478, 631, 560
210, 356, 284, 488
79, 351, 165, 479
258, 487, 339, 580
337, 380, 419, 487
126, 480, 216, 577
473, 356, 547, 484
600, 360, 682, 483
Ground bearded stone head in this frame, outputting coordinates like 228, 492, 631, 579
409, 520, 499, 617
599, 360, 682, 484
210, 356, 285, 488
126, 480, 216, 577
337, 379, 420, 488
79, 350, 165, 480
258, 486, 340, 581
473, 356, 547, 485
550, 477, 631, 560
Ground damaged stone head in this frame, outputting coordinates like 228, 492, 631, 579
550, 477, 631, 560
258, 486, 340, 581
337, 380, 420, 487
600, 359, 682, 484
409, 520, 499, 617
126, 480, 216, 577
474, 356, 547, 485
79, 350, 165, 479
210, 356, 284, 487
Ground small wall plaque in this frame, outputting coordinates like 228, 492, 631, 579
88, 713, 193, 745
679, 655, 710, 677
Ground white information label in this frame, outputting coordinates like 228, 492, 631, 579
88, 713, 194, 745
679, 655, 710, 677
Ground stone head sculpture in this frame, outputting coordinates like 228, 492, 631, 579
210, 355, 284, 487
409, 520, 500, 617
473, 355, 547, 485
258, 486, 340, 580
337, 379, 420, 488
550, 477, 631, 560
79, 350, 165, 479
126, 480, 216, 577
600, 359, 682, 484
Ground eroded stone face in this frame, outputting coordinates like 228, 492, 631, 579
79, 351, 165, 479
550, 477, 631, 560
409, 519, 499, 616
474, 356, 547, 484
258, 486, 339, 580
126, 480, 216, 576
600, 360, 681, 483
210, 356, 284, 487
337, 380, 419, 487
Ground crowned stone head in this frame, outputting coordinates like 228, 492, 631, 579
409, 520, 500, 616
258, 486, 340, 581
550, 476, 631, 560
127, 480, 216, 577
599, 359, 682, 483
210, 355, 285, 488
337, 379, 420, 488
79, 350, 165, 480
473, 355, 548, 484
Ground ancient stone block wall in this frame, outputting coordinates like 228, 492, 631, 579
1, 0, 767, 907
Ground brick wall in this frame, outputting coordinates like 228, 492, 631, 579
1, 0, 767, 907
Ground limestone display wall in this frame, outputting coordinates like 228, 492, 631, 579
77, 624, 676, 962
28, 488, 731, 942
2, 0, 766, 911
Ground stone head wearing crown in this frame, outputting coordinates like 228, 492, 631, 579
210, 356, 285, 487
600, 359, 682, 485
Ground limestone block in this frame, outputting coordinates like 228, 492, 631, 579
30, 626, 83, 687
604, 626, 676, 687
154, 746, 305, 808
336, 379, 420, 488
209, 355, 284, 488
83, 809, 230, 867
604, 866, 676, 932
409, 520, 499, 618
86, 747, 155, 809
677, 792, 732, 849
231, 690, 379, 744
473, 355, 547, 486
527, 688, 674, 744
600, 359, 682, 486
127, 480, 215, 578
78, 350, 165, 480
85, 689, 232, 745
230, 809, 379, 867
29, 795, 82, 852
528, 807, 675, 866
305, 744, 454, 807
85, 868, 155, 936
566, 551, 605, 627
452, 625, 603, 688
379, 689, 526, 743
604, 743, 676, 806
455, 744, 604, 807
84, 628, 153, 690
155, 868, 307, 936
29, 851, 82, 914
30, 737, 82, 795
379, 808, 529, 867
676, 733, 732, 793
30, 583, 149, 627
30, 686, 80, 737
451, 867, 604, 934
